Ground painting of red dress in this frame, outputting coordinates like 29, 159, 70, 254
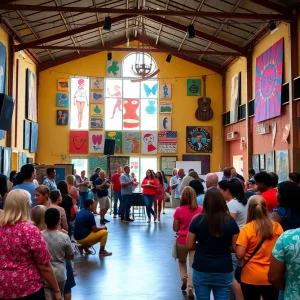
254, 38, 283, 123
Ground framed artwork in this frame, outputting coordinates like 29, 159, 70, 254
265, 151, 275, 172
182, 155, 210, 175
106, 61, 121, 77
0, 130, 5, 140
56, 93, 69, 107
260, 154, 265, 170
159, 101, 172, 113
160, 83, 171, 99
0, 42, 6, 94
22, 152, 27, 168
55, 167, 66, 183
18, 152, 23, 171
90, 104, 103, 117
124, 132, 140, 154
159, 116, 171, 131
230, 72, 241, 124
252, 154, 260, 173
23, 120, 30, 150
91, 77, 104, 90
69, 130, 88, 154
108, 156, 130, 177
89, 131, 105, 154
158, 131, 177, 153
57, 78, 69, 91
89, 156, 107, 176
142, 81, 158, 98
255, 38, 283, 123
3, 147, 12, 177
141, 131, 158, 154
187, 79, 201, 96
26, 68, 37, 122
161, 156, 177, 176
90, 117, 103, 129
56, 110, 69, 125
186, 126, 212, 153
90, 91, 104, 103
123, 99, 139, 129
29, 122, 38, 153
276, 149, 289, 183
105, 131, 122, 154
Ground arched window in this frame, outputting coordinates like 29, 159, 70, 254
105, 53, 158, 131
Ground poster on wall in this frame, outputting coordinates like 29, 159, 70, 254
160, 83, 171, 99
29, 122, 38, 153
0, 42, 6, 94
56, 110, 68, 125
276, 149, 289, 183
186, 126, 212, 153
123, 99, 140, 130
182, 155, 211, 175
23, 120, 30, 150
56, 93, 69, 107
90, 117, 103, 129
159, 116, 171, 131
69, 130, 88, 154
124, 132, 140, 154
159, 101, 172, 113
187, 79, 201, 96
90, 91, 104, 103
89, 156, 107, 176
161, 156, 177, 176
106, 61, 121, 77
141, 131, 158, 154
265, 151, 275, 172
230, 72, 241, 124
91, 77, 104, 90
26, 69, 37, 122
70, 77, 90, 130
57, 78, 69, 91
89, 131, 104, 154
105, 131, 122, 154
90, 104, 103, 117
254, 38, 283, 123
158, 131, 177, 153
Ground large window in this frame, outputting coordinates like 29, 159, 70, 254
130, 156, 158, 185
70, 158, 88, 175
105, 53, 158, 131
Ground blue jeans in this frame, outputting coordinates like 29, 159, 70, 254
79, 192, 89, 209
120, 194, 132, 220
113, 191, 122, 215
193, 269, 232, 300
142, 194, 155, 219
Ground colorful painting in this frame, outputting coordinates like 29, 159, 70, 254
0, 42, 7, 94
89, 156, 107, 176
186, 126, 212, 153
90, 104, 103, 117
124, 132, 140, 154
159, 116, 171, 131
91, 77, 104, 90
57, 78, 69, 91
29, 122, 38, 153
90, 91, 104, 103
158, 131, 177, 153
3, 147, 12, 177
26, 69, 37, 122
266, 151, 275, 172
90, 117, 103, 129
23, 120, 30, 150
106, 83, 122, 120
105, 131, 122, 154
142, 81, 158, 98
89, 131, 104, 154
182, 155, 211, 175
56, 93, 69, 107
252, 154, 260, 173
161, 156, 177, 176
109, 156, 130, 177
160, 83, 171, 99
106, 61, 121, 77
123, 99, 139, 129
276, 149, 289, 183
56, 110, 68, 125
145, 100, 157, 114
141, 131, 158, 154
69, 130, 88, 154
230, 72, 241, 124
187, 79, 201, 96
159, 101, 172, 113
255, 38, 283, 123
55, 168, 66, 183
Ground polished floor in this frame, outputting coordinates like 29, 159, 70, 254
72, 208, 191, 300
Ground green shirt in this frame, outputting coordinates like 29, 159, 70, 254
272, 228, 300, 300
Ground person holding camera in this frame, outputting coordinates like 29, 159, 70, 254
95, 171, 111, 225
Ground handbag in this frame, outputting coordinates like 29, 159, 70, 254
235, 238, 266, 284
172, 240, 178, 260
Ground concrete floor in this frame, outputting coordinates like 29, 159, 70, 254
72, 208, 191, 300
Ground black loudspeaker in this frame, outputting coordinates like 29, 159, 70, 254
104, 139, 115, 155
0, 94, 14, 131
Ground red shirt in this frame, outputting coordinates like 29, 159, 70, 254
142, 178, 158, 195
111, 173, 121, 192
261, 188, 278, 212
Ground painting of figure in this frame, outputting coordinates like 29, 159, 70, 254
0, 42, 6, 94
91, 77, 104, 90
160, 83, 171, 99
230, 72, 241, 124
26, 69, 37, 122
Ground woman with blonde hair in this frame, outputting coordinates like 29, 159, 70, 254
0, 190, 61, 300
236, 195, 283, 300
31, 205, 47, 231
66, 174, 79, 204
173, 186, 202, 299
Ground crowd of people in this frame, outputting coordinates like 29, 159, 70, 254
172, 166, 300, 300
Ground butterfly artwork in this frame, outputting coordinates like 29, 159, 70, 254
143, 82, 158, 98
90, 91, 104, 103
90, 104, 103, 117
57, 79, 69, 91
69, 131, 88, 154
89, 131, 104, 153
56, 93, 69, 107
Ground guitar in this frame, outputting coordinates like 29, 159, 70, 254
195, 75, 213, 121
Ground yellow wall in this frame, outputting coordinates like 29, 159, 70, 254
38, 48, 223, 173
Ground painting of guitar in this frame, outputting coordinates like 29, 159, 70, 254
195, 75, 213, 121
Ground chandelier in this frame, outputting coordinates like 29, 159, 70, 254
131, 25, 160, 82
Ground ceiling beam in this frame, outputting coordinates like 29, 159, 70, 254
155, 0, 170, 45
15, 14, 131, 52
146, 15, 246, 54
0, 5, 292, 20
29, 45, 241, 56
247, 0, 287, 14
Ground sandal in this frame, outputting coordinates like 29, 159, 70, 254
181, 277, 187, 291
99, 250, 112, 256
188, 287, 194, 299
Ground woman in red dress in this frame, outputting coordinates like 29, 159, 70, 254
154, 171, 165, 221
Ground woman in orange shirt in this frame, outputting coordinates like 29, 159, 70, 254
236, 195, 283, 300
141, 170, 158, 223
